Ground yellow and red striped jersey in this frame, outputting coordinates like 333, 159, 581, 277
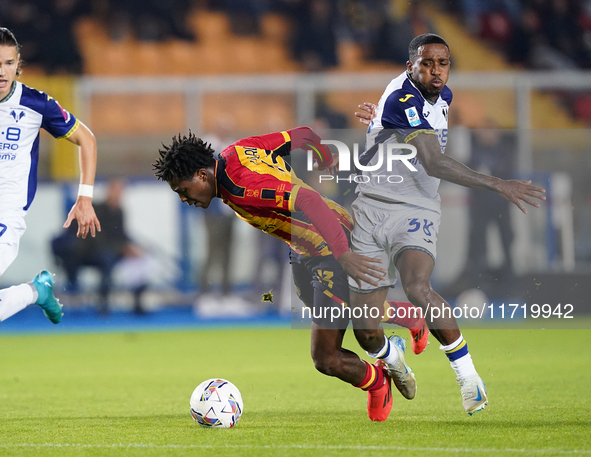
215, 129, 352, 258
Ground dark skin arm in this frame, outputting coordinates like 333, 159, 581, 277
337, 251, 386, 289
355, 102, 546, 214
411, 133, 545, 214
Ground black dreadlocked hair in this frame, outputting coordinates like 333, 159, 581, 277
0, 27, 22, 76
153, 131, 216, 183
408, 33, 449, 62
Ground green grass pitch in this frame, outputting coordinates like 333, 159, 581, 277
0, 327, 590, 457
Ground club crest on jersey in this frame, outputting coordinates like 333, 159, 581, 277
442, 108, 448, 120
404, 107, 421, 127
10, 110, 25, 122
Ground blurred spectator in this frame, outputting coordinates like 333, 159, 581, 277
52, 179, 149, 314
446, 121, 517, 296
199, 115, 237, 298
315, 95, 349, 129
506, 5, 541, 65
543, 0, 581, 60
291, 0, 338, 71
102, 0, 196, 41
40, 0, 86, 74
215, 0, 269, 36
449, 0, 591, 70
0, 0, 86, 74
367, 2, 437, 65
0, 1, 47, 68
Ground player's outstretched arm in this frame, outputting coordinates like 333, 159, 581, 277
63, 122, 101, 238
294, 187, 386, 286
238, 127, 337, 174
411, 133, 546, 214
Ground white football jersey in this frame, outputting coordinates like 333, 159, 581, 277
0, 81, 79, 216
356, 71, 452, 213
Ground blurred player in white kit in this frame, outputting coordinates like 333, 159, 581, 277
0, 27, 100, 324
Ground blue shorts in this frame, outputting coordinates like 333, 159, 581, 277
290, 251, 350, 329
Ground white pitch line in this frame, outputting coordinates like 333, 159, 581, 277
0, 443, 590, 454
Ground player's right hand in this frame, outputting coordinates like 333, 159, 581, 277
337, 251, 386, 288
63, 197, 101, 239
354, 102, 378, 126
496, 179, 546, 214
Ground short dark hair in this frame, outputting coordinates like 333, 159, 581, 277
0, 27, 22, 76
408, 33, 449, 62
153, 131, 216, 183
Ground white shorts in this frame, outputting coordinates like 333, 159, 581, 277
0, 215, 26, 276
348, 195, 440, 291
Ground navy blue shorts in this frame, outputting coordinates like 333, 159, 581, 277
290, 251, 351, 329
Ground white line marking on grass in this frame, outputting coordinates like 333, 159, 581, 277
1, 444, 591, 454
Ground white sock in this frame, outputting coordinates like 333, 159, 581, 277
440, 334, 478, 379
0, 283, 36, 322
366, 334, 400, 366
450, 353, 478, 379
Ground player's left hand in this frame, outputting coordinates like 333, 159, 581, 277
337, 251, 386, 288
354, 102, 378, 126
497, 179, 546, 214
63, 197, 101, 238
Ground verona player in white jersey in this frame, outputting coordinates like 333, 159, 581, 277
0, 28, 101, 324
348, 34, 546, 416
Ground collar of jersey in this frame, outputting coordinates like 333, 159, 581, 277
214, 160, 220, 197
406, 72, 438, 106
0, 81, 16, 103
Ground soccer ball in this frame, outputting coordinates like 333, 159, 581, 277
190, 378, 243, 428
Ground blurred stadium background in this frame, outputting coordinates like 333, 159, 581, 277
2, 0, 591, 321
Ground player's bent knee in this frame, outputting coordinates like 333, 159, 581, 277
312, 358, 339, 377
403, 282, 432, 304
353, 328, 383, 351
311, 351, 341, 377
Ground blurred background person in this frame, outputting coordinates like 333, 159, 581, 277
52, 178, 149, 314
196, 115, 239, 309
445, 119, 518, 297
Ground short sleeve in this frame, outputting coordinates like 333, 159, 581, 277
381, 90, 435, 142
41, 96, 79, 139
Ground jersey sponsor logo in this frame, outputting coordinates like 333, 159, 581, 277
404, 107, 421, 127
10, 110, 25, 122
0, 143, 18, 150
0, 151, 17, 161
242, 147, 261, 164
399, 94, 415, 102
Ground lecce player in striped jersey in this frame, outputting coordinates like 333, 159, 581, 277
154, 126, 429, 421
